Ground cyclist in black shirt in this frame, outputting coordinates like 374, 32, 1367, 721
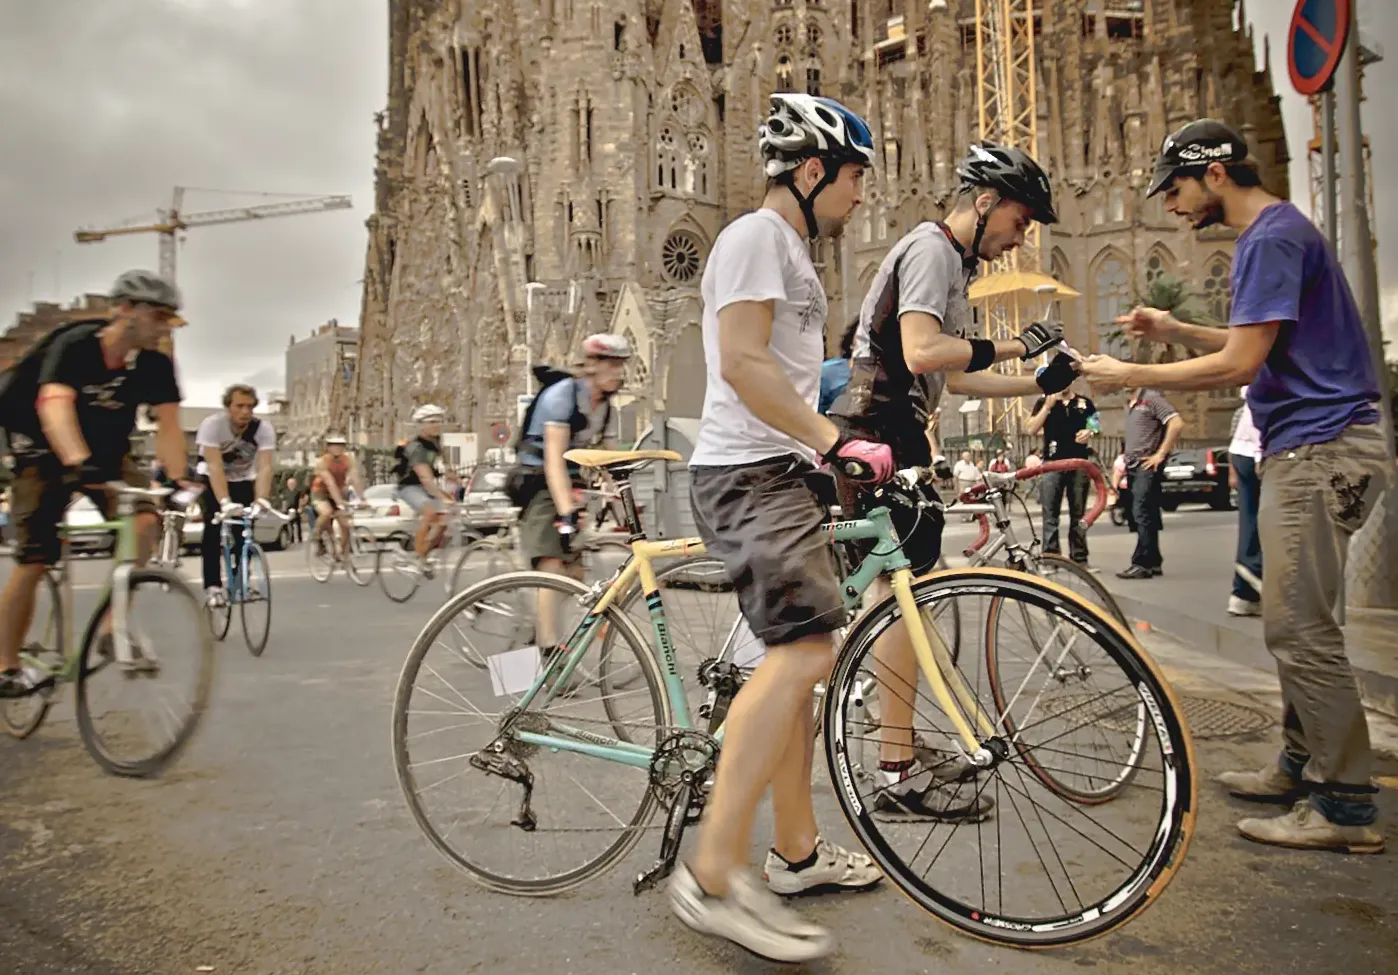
397, 404, 455, 574
0, 270, 190, 698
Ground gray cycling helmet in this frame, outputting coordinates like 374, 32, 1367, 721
110, 269, 182, 310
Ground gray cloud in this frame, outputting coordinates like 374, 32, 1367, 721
0, 0, 384, 406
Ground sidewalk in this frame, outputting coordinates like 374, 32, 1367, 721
1077, 509, 1398, 720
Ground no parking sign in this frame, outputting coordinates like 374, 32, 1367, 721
1287, 0, 1352, 96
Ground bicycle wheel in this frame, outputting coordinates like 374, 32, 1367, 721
824, 568, 1195, 948
3, 570, 62, 739
346, 526, 378, 586
447, 537, 522, 600
207, 578, 233, 642
75, 567, 217, 778
307, 529, 334, 583
393, 570, 671, 895
240, 543, 273, 657
986, 555, 1144, 804
601, 555, 736, 739
377, 544, 424, 602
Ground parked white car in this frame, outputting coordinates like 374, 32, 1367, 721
460, 465, 517, 533
64, 496, 117, 556
352, 483, 417, 548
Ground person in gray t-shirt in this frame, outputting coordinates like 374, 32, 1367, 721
1117, 388, 1182, 579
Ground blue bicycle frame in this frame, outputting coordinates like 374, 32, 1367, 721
219, 515, 257, 604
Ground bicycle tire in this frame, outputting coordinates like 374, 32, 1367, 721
207, 588, 233, 642
823, 567, 1195, 948
241, 543, 273, 657
1032, 554, 1128, 626
392, 570, 671, 895
74, 567, 217, 778
3, 571, 62, 740
447, 536, 522, 600
307, 529, 334, 583
377, 545, 423, 603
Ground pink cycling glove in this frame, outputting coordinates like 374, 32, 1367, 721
822, 437, 895, 483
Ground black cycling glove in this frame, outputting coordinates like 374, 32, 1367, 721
1035, 352, 1079, 395
1016, 320, 1064, 360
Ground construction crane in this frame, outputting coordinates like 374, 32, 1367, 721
74, 186, 353, 283
971, 0, 1078, 439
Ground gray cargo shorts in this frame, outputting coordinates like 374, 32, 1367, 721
689, 456, 847, 648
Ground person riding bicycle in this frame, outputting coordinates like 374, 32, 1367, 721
310, 433, 365, 561
827, 142, 1077, 822
670, 93, 889, 963
0, 270, 189, 698
396, 405, 453, 575
513, 333, 630, 574
196, 383, 276, 605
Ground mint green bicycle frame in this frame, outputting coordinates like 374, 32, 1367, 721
23, 505, 150, 684
503, 505, 916, 770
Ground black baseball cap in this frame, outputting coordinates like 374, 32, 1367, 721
1146, 119, 1249, 198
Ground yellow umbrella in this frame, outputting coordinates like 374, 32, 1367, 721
969, 270, 1081, 302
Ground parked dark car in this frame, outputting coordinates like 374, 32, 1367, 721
1159, 447, 1233, 511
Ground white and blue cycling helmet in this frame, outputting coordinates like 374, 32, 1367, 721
759, 93, 875, 238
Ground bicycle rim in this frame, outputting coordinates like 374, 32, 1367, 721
392, 571, 671, 895
824, 568, 1195, 948
207, 596, 232, 642
377, 546, 423, 602
307, 532, 334, 583
3, 572, 62, 739
448, 538, 522, 601
240, 545, 273, 656
989, 555, 1144, 803
75, 568, 217, 778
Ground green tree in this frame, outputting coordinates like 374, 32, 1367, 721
1111, 272, 1225, 364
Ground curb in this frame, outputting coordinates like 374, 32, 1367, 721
1110, 589, 1398, 721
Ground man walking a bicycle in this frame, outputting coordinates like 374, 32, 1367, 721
827, 142, 1077, 823
0, 270, 189, 699
196, 383, 276, 605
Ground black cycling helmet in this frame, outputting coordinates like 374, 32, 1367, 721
1146, 119, 1249, 198
956, 142, 1058, 225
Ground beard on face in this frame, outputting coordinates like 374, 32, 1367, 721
1189, 188, 1226, 230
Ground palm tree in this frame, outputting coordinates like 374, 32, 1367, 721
1110, 272, 1224, 364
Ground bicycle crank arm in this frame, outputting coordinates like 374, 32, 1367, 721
634, 782, 699, 895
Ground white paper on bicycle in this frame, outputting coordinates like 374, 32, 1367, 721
728, 617, 768, 669
487, 646, 544, 697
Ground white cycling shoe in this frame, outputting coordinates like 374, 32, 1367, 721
762, 836, 884, 896
669, 863, 833, 963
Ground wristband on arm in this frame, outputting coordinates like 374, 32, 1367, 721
966, 338, 996, 373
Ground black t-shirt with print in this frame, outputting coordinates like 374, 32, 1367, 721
13, 321, 181, 474
1031, 393, 1097, 461
399, 436, 443, 488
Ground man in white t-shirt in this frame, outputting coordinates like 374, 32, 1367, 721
195, 383, 276, 602
671, 94, 892, 964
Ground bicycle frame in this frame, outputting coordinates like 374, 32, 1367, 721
219, 515, 257, 603
501, 477, 995, 771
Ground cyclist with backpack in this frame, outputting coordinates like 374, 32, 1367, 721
195, 383, 277, 605
0, 270, 189, 699
396, 404, 454, 574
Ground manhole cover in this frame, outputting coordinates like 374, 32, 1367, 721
1179, 695, 1275, 739
1034, 692, 1274, 740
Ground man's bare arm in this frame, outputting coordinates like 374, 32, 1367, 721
719, 300, 838, 454
1123, 324, 1279, 391
1024, 393, 1055, 436
151, 404, 187, 484
542, 424, 575, 515
901, 311, 1025, 375
254, 450, 274, 501
203, 447, 232, 503
946, 370, 1042, 398
36, 385, 89, 467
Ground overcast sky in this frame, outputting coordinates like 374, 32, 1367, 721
0, 1, 1393, 409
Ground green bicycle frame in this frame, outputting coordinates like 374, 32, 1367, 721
505, 506, 916, 769
23, 508, 149, 685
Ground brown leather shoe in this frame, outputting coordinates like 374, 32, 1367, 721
1216, 763, 1305, 803
1238, 802, 1384, 854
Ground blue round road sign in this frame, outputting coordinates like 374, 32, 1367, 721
1288, 0, 1352, 96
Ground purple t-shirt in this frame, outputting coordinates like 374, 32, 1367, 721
1230, 201, 1379, 457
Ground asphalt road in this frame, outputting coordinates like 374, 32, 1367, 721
2, 533, 1396, 975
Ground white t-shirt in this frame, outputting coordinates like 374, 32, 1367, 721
689, 209, 828, 467
953, 459, 980, 486
196, 413, 277, 482
1229, 387, 1262, 462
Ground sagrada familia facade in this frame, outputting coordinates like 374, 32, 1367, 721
348, 0, 1287, 448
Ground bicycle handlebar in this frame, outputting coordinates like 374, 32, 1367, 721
213, 500, 293, 526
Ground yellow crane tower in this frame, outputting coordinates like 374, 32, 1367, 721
969, 0, 1079, 439
75, 186, 353, 284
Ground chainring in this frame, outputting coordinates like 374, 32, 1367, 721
648, 729, 719, 806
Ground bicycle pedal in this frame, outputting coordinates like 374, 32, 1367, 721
633, 859, 673, 895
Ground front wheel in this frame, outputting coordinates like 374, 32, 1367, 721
346, 526, 378, 586
307, 527, 334, 583
823, 568, 1195, 947
3, 571, 62, 739
377, 545, 424, 603
75, 568, 217, 778
240, 543, 273, 656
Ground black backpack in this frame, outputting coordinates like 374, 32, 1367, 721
0, 318, 106, 431
390, 442, 409, 479
219, 417, 261, 465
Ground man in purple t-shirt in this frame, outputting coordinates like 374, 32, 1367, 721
1082, 119, 1390, 854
